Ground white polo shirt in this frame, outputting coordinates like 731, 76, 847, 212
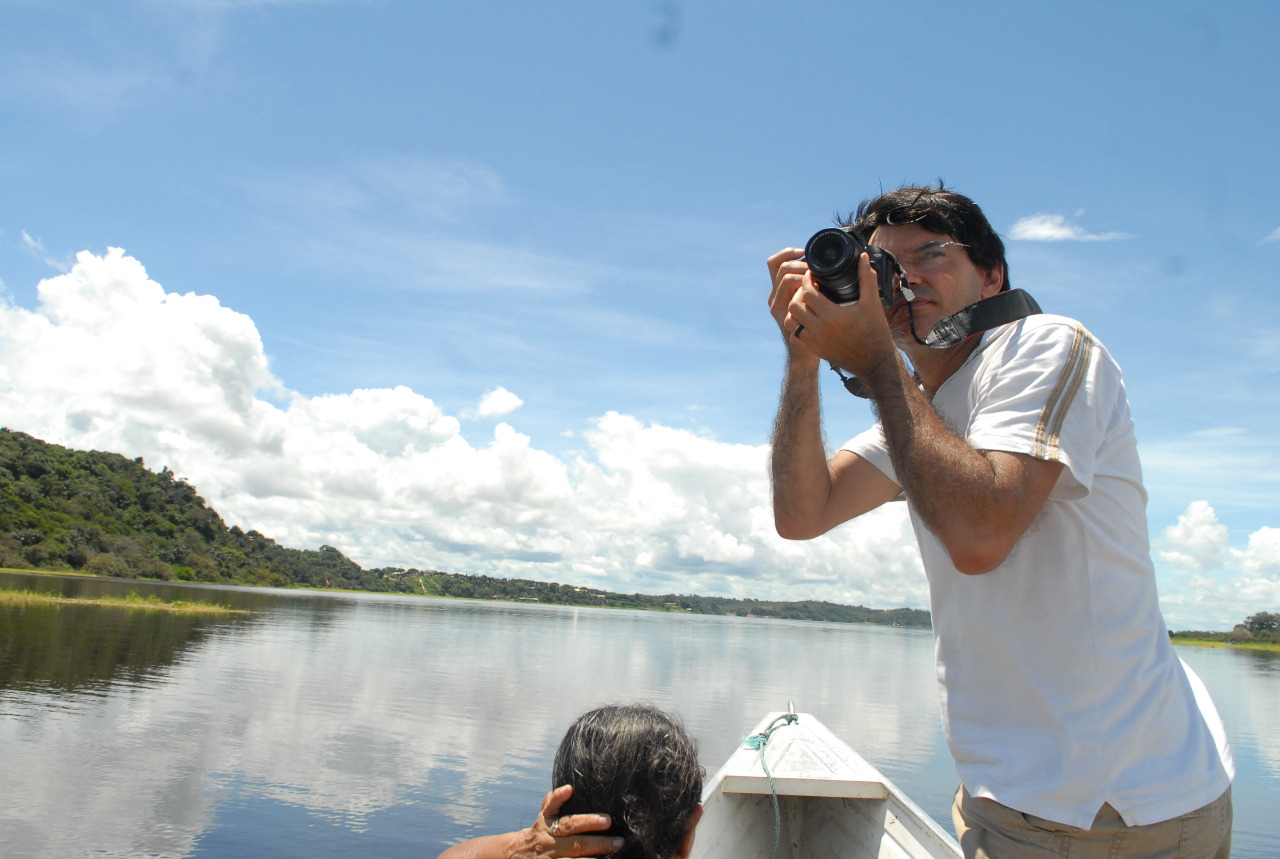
844, 314, 1233, 828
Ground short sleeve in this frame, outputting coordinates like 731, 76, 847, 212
953, 319, 1114, 500
842, 423, 899, 486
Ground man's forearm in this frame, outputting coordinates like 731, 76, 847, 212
770, 359, 833, 539
860, 353, 1032, 573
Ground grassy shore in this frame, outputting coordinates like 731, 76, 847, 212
1, 587, 250, 615
1170, 636, 1280, 653
1, 566, 102, 579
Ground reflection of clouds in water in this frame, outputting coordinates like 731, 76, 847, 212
658, 617, 942, 770
1, 675, 220, 857
1177, 647, 1280, 778
1172, 645, 1280, 856
0, 596, 946, 857
1234, 652, 1280, 778
211, 602, 581, 828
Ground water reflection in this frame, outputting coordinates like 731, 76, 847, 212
1175, 644, 1280, 854
1, 572, 1275, 858
0, 601, 244, 694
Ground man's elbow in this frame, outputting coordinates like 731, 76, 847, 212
774, 513, 824, 541
946, 541, 1011, 576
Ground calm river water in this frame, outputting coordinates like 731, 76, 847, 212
1, 571, 1276, 858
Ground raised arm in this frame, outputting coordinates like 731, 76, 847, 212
767, 249, 901, 540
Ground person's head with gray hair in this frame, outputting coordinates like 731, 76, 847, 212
553, 703, 704, 859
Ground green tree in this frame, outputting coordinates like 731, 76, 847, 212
1243, 611, 1279, 634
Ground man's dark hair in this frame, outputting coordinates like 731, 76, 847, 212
553, 704, 703, 859
845, 183, 1010, 291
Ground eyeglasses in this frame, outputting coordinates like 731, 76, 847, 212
894, 241, 969, 272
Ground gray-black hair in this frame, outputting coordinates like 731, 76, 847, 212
553, 704, 703, 859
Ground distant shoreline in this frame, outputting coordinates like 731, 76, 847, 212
1170, 636, 1280, 653
1, 567, 927, 627
6, 569, 1272, 643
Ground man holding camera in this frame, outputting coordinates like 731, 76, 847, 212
767, 185, 1233, 858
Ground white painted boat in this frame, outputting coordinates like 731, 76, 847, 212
691, 708, 962, 859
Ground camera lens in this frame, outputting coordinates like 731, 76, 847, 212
808, 231, 853, 273
804, 226, 902, 308
805, 228, 865, 304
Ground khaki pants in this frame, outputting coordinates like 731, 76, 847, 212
951, 785, 1232, 859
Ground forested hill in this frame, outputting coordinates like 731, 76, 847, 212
0, 428, 931, 628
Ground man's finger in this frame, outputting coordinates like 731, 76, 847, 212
766, 247, 805, 280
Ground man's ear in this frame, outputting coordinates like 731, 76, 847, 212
673, 804, 704, 859
981, 264, 1005, 298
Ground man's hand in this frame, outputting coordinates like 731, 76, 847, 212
766, 247, 819, 364
771, 250, 901, 385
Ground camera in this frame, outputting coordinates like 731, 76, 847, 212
804, 227, 905, 306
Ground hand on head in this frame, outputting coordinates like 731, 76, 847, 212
529, 785, 623, 858
437, 705, 703, 859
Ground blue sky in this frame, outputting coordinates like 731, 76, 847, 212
1, 0, 1277, 630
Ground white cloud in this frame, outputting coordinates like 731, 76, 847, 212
1155, 501, 1280, 630
1190, 427, 1246, 439
1158, 500, 1229, 572
20, 231, 70, 272
472, 387, 523, 418
0, 248, 929, 609
1263, 226, 1280, 244
1008, 213, 1131, 242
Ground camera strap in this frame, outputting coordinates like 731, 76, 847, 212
832, 289, 1042, 398
919, 288, 1042, 348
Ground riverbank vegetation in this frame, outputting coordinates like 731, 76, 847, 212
411, 570, 930, 625
0, 428, 929, 628
1, 587, 246, 614
1171, 611, 1280, 651
1171, 637, 1280, 652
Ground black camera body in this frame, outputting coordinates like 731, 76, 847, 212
804, 227, 904, 306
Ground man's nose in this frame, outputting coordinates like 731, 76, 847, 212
899, 263, 924, 286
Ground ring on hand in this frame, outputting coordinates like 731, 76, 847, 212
793, 324, 804, 338
549, 820, 562, 836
